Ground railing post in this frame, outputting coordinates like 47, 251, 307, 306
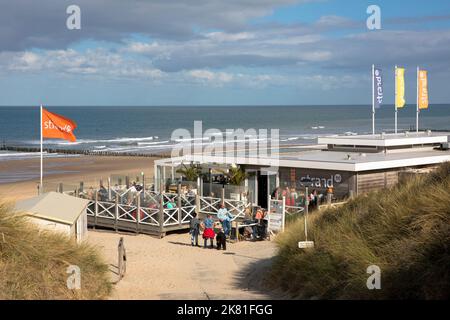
177, 183, 182, 226
108, 177, 111, 201
195, 194, 200, 215
94, 190, 98, 227
142, 172, 145, 192
115, 194, 119, 232
136, 192, 141, 233
159, 194, 164, 235
221, 187, 225, 206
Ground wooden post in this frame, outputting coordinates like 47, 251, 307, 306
117, 237, 126, 280
108, 177, 111, 201
221, 187, 225, 206
159, 195, 164, 235
142, 172, 145, 192
58, 183, 63, 193
94, 190, 98, 227
115, 194, 119, 232
195, 194, 200, 214
136, 192, 141, 233
177, 183, 182, 226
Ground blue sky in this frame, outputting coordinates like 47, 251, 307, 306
1, 0, 450, 106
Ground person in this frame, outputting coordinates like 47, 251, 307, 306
166, 199, 176, 209
255, 207, 264, 221
310, 189, 318, 209
189, 212, 200, 247
217, 204, 233, 237
98, 184, 108, 201
215, 225, 226, 250
202, 214, 215, 249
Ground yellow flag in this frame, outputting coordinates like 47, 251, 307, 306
418, 70, 429, 109
395, 67, 406, 108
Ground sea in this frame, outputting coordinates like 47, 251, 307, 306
1, 105, 450, 161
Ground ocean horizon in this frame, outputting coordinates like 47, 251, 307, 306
1, 104, 450, 161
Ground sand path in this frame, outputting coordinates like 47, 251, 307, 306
88, 230, 277, 300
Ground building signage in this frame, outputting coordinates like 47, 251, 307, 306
300, 174, 342, 188
268, 199, 285, 233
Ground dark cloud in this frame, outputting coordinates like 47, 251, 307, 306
0, 0, 300, 51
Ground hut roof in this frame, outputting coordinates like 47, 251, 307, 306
15, 192, 89, 225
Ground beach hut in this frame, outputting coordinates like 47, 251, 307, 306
15, 192, 89, 243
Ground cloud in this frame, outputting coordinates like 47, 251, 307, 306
0, 0, 304, 51
1, 49, 164, 80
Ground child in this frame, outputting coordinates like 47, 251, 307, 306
189, 212, 200, 247
202, 214, 215, 249
215, 226, 227, 251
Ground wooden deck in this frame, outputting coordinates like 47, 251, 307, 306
80, 189, 250, 238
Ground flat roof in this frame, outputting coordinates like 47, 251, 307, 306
157, 148, 450, 172
318, 131, 449, 147
15, 192, 89, 225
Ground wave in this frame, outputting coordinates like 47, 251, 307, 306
26, 136, 160, 145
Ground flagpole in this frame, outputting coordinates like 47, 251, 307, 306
372, 64, 375, 135
395, 65, 398, 134
40, 104, 43, 194
416, 66, 419, 133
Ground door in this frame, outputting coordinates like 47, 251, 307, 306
257, 171, 268, 209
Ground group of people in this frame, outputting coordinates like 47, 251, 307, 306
273, 186, 327, 210
189, 204, 234, 250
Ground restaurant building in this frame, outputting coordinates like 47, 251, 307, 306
154, 131, 450, 208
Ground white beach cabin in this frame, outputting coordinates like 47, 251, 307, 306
15, 192, 89, 243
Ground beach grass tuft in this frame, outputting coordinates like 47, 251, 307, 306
0, 201, 112, 299
267, 162, 450, 299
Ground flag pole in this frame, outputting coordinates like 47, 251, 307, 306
372, 64, 375, 135
395, 65, 398, 134
416, 66, 419, 133
40, 104, 43, 194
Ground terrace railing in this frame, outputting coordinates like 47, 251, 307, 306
199, 196, 249, 221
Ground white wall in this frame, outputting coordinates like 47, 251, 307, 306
75, 209, 88, 243
29, 217, 71, 238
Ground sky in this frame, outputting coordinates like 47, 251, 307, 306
1, 0, 450, 106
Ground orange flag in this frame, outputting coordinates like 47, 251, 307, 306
42, 108, 77, 142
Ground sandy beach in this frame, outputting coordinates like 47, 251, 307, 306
0, 155, 156, 201
88, 230, 277, 300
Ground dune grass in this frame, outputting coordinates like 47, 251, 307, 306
0, 201, 112, 299
268, 163, 450, 299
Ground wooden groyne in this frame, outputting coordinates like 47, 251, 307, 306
0, 145, 169, 158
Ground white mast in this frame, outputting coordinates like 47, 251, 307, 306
372, 64, 375, 135
40, 104, 43, 194
395, 65, 398, 134
416, 66, 419, 133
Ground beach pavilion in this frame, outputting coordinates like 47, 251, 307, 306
15, 191, 89, 242
154, 131, 450, 209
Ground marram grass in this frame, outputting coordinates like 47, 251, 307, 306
268, 162, 450, 299
0, 201, 112, 299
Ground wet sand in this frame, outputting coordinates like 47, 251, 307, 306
0, 155, 156, 201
